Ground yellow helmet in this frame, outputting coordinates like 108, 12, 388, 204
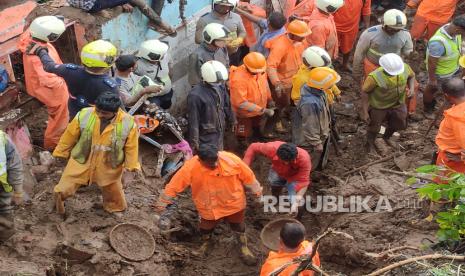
307, 67, 341, 90
459, 55, 465, 68
80, 40, 117, 68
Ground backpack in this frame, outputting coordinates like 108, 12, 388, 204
0, 65, 8, 93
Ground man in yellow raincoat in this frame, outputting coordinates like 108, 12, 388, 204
53, 92, 140, 214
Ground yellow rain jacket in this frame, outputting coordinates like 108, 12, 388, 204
53, 108, 140, 187
291, 65, 341, 105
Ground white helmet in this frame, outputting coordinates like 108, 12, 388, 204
201, 60, 228, 83
315, 0, 344, 13
302, 46, 332, 68
212, 0, 238, 7
137, 39, 169, 61
383, 9, 407, 29
29, 16, 66, 42
203, 23, 230, 44
379, 53, 404, 75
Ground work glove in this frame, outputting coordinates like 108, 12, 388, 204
26, 42, 48, 56
228, 37, 244, 48
263, 108, 275, 117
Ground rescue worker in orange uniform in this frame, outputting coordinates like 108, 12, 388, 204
407, 0, 460, 42
53, 92, 140, 215
283, 0, 315, 22
155, 144, 263, 265
237, 0, 266, 50
265, 20, 310, 132
18, 16, 69, 150
260, 222, 321, 276
334, 0, 372, 71
229, 52, 275, 140
306, 0, 344, 60
435, 78, 465, 173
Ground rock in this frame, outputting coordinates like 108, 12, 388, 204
394, 154, 412, 171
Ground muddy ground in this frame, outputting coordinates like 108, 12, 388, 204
0, 56, 444, 276
2, 4, 465, 276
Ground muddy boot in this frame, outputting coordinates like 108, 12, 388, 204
383, 129, 396, 148
423, 101, 436, 119
275, 120, 286, 134
0, 213, 15, 242
54, 192, 65, 215
235, 232, 257, 266
365, 132, 378, 156
196, 233, 213, 257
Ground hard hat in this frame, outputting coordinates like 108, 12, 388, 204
379, 53, 405, 75
307, 67, 341, 90
212, 0, 238, 7
383, 9, 407, 29
243, 52, 266, 73
134, 115, 159, 134
302, 46, 332, 68
203, 23, 230, 44
460, 55, 465, 68
201, 60, 228, 83
137, 40, 169, 61
315, 0, 344, 13
287, 20, 312, 37
80, 40, 117, 68
29, 16, 66, 42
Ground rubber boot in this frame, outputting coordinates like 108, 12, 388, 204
197, 233, 213, 257
235, 232, 257, 265
0, 213, 15, 242
365, 132, 378, 155
383, 129, 396, 148
423, 100, 436, 119
275, 120, 286, 133
54, 192, 65, 215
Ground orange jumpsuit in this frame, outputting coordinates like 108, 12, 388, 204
435, 101, 465, 173
18, 31, 69, 150
260, 240, 321, 276
334, 0, 371, 54
239, 2, 267, 48
284, 0, 315, 22
408, 0, 458, 41
265, 34, 307, 106
229, 65, 272, 137
306, 8, 339, 59
162, 152, 257, 221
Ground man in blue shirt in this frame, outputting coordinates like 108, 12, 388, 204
234, 9, 287, 57
29, 39, 119, 118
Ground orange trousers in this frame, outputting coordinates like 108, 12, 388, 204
410, 14, 444, 41
363, 58, 418, 114
338, 28, 359, 55
31, 91, 69, 150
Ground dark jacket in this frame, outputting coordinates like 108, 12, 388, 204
187, 82, 235, 151
37, 50, 119, 118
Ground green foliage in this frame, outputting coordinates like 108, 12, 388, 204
410, 165, 465, 241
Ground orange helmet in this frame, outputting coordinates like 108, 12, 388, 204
287, 20, 311, 37
307, 67, 341, 90
134, 115, 159, 134
243, 52, 266, 73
